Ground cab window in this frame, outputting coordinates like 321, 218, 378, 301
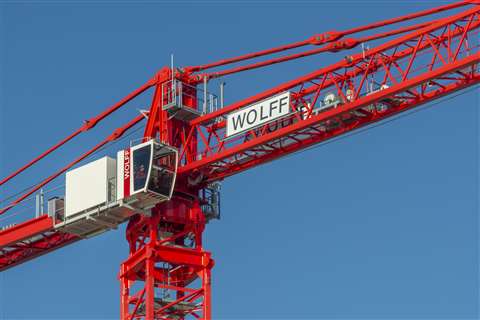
148, 168, 175, 196
133, 145, 151, 192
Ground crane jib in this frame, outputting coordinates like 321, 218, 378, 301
226, 91, 290, 137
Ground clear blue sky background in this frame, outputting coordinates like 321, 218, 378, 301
0, 1, 479, 319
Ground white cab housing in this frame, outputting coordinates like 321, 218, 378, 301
65, 157, 116, 217
57, 140, 178, 238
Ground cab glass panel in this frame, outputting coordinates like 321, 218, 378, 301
147, 148, 177, 198
132, 145, 151, 192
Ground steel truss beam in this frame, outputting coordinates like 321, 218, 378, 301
0, 218, 78, 271
176, 7, 480, 184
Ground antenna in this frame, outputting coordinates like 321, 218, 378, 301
171, 53, 174, 78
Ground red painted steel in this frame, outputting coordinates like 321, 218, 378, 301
0, 215, 54, 248
0, 226, 78, 272
0, 80, 155, 187
191, 5, 480, 126
0, 2, 479, 319
185, 0, 474, 73
120, 199, 212, 320
0, 115, 145, 271
197, 21, 433, 80
118, 65, 212, 319
0, 115, 145, 216
175, 7, 480, 186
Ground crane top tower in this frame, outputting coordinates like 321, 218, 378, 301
1, 1, 479, 318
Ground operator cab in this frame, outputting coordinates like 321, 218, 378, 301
56, 139, 178, 238
118, 139, 178, 211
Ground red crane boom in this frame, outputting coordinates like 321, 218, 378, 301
1, 2, 479, 319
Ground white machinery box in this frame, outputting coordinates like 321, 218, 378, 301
65, 157, 117, 217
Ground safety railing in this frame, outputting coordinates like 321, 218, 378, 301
161, 79, 221, 115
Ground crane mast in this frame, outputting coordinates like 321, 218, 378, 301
1, 2, 479, 319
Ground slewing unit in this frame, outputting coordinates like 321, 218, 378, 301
56, 139, 178, 237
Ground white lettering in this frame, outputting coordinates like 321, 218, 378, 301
124, 150, 130, 180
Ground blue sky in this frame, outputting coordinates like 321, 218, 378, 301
0, 1, 479, 319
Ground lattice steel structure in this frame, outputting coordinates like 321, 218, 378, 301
1, 1, 479, 319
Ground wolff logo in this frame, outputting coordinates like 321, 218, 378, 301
226, 91, 290, 137
124, 149, 131, 197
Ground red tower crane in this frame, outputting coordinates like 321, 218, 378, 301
1, 1, 479, 318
